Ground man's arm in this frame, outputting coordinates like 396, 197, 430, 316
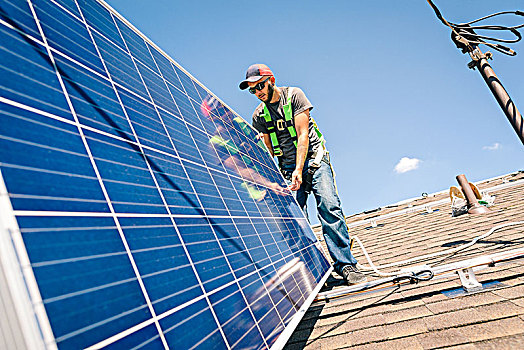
290, 109, 310, 191
223, 155, 287, 194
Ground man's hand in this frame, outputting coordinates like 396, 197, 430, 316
269, 182, 291, 195
289, 169, 302, 191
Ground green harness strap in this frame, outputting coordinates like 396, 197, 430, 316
261, 87, 324, 157
262, 88, 296, 157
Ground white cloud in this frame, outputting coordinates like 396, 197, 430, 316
483, 142, 501, 151
394, 157, 421, 174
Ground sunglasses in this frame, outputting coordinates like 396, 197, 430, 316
248, 77, 270, 94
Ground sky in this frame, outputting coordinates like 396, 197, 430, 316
108, 0, 523, 223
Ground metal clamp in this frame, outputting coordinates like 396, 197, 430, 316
457, 267, 483, 292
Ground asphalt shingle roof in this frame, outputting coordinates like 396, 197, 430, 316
286, 171, 524, 349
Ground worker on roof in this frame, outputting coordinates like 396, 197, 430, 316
239, 63, 366, 285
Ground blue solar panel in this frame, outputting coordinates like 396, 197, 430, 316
0, 0, 331, 349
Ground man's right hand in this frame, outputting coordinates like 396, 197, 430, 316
269, 182, 290, 195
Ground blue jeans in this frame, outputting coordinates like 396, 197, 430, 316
282, 156, 357, 275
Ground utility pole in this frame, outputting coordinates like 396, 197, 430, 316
462, 44, 524, 145
426, 0, 524, 145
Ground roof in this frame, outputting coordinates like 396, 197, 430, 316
285, 170, 524, 349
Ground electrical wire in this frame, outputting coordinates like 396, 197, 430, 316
308, 284, 401, 343
426, 0, 524, 56
315, 269, 434, 305
353, 221, 524, 277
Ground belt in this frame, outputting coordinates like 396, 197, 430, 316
280, 153, 330, 181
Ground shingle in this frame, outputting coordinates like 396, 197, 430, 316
381, 305, 433, 324
474, 333, 524, 349
475, 300, 523, 318
344, 324, 389, 346
380, 298, 427, 313
448, 345, 479, 350
338, 313, 387, 333
308, 312, 386, 340
423, 307, 484, 331
459, 317, 524, 342
511, 297, 524, 308
415, 327, 467, 348
492, 284, 524, 299
425, 292, 505, 314
349, 337, 424, 350
417, 291, 448, 304
381, 317, 428, 339
313, 331, 353, 350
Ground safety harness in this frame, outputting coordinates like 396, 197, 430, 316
262, 89, 296, 157
261, 87, 326, 193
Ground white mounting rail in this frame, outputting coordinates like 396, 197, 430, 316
314, 246, 524, 303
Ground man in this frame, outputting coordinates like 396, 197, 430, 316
239, 63, 366, 285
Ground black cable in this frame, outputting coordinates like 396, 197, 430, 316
304, 269, 435, 346
427, 0, 524, 56
392, 269, 434, 284
305, 284, 401, 346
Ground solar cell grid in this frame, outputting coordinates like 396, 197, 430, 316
32, 0, 106, 75
0, 0, 331, 349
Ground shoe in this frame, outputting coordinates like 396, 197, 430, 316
341, 264, 367, 285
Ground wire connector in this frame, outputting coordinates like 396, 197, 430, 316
467, 49, 493, 69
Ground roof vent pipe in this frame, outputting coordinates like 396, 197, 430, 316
456, 174, 490, 215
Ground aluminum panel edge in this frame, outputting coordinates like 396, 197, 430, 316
0, 169, 55, 350
270, 265, 333, 350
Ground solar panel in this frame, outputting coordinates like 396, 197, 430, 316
0, 0, 332, 349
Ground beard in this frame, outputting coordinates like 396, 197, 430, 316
264, 83, 274, 103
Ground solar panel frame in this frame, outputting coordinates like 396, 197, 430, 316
0, 0, 333, 348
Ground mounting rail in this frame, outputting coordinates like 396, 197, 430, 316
314, 247, 524, 304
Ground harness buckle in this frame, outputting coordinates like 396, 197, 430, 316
276, 119, 285, 131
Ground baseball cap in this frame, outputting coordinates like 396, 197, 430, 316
239, 64, 274, 90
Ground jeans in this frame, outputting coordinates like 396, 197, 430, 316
282, 156, 357, 275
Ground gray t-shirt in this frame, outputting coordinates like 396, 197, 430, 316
252, 87, 322, 167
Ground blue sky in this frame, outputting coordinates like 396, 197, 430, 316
108, 0, 523, 222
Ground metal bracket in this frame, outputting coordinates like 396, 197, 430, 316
457, 267, 483, 292
468, 50, 493, 69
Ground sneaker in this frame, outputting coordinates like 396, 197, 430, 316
341, 264, 367, 285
